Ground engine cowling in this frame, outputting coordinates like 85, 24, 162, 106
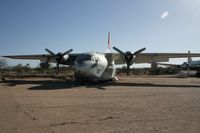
62, 54, 69, 62
124, 51, 135, 65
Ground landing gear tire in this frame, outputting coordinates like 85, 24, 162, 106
112, 76, 119, 82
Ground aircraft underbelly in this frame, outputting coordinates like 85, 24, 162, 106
75, 71, 98, 81
75, 69, 115, 81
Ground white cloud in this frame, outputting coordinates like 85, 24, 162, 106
161, 11, 169, 19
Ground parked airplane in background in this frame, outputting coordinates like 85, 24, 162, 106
3, 33, 200, 82
157, 57, 200, 70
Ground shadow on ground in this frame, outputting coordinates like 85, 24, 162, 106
1, 78, 200, 90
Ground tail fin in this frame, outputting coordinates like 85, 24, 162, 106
108, 32, 111, 49
105, 32, 111, 53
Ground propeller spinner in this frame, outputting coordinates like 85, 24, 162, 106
45, 48, 73, 74
113, 46, 146, 75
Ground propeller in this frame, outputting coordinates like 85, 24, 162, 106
45, 48, 73, 74
113, 46, 146, 75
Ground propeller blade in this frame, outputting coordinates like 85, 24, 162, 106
133, 48, 146, 55
113, 46, 145, 76
45, 48, 56, 57
113, 47, 125, 55
62, 49, 73, 56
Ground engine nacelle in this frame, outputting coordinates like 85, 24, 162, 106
124, 51, 136, 65
62, 54, 69, 61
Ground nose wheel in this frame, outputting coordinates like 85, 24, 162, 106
112, 76, 119, 82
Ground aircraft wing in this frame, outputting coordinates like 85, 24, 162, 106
3, 54, 54, 61
157, 62, 180, 67
2, 54, 78, 65
108, 53, 200, 65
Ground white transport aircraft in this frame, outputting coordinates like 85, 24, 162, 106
3, 33, 200, 82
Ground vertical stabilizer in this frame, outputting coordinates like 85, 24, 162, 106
108, 32, 111, 49
105, 32, 111, 53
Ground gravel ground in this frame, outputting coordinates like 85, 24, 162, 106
0, 76, 200, 133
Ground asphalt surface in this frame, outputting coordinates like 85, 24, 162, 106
0, 76, 200, 133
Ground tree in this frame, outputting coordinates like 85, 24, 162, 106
23, 63, 31, 73
0, 58, 7, 80
0, 58, 7, 69
12, 64, 23, 75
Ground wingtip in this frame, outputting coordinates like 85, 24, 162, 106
1, 56, 9, 58
1, 56, 15, 59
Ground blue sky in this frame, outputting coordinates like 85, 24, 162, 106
1, 0, 200, 67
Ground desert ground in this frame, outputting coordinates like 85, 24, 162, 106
0, 76, 200, 133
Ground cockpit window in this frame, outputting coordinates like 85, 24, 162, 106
77, 54, 92, 63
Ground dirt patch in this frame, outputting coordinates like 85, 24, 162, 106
0, 76, 200, 133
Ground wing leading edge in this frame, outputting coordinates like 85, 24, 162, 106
106, 53, 200, 65
3, 52, 200, 66
2, 54, 79, 65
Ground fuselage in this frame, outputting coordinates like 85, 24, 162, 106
74, 52, 116, 81
180, 60, 200, 69
190, 60, 200, 67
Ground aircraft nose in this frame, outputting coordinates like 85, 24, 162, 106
75, 61, 91, 73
